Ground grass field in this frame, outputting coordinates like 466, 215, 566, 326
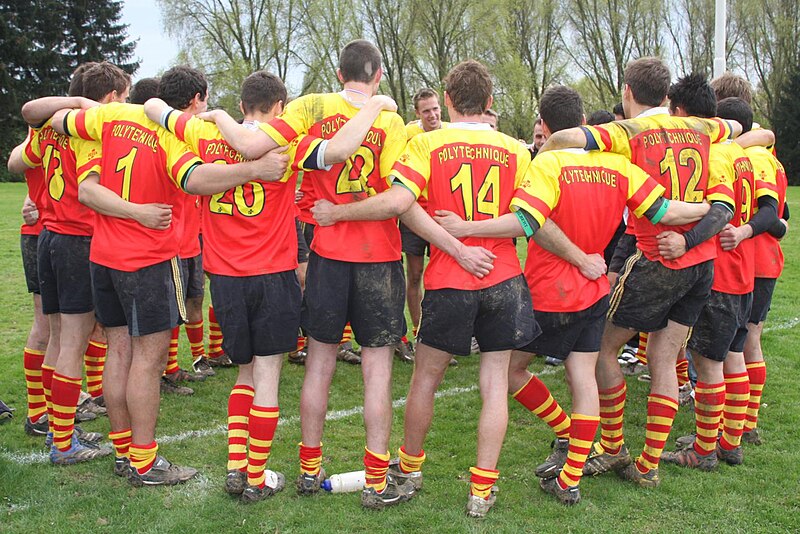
0, 182, 798, 533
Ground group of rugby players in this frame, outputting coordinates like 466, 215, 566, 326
4, 38, 788, 517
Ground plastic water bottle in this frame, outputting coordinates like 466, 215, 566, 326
321, 470, 366, 493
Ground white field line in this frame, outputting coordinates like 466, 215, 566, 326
764, 317, 800, 333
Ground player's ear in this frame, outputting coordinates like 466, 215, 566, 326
580, 114, 587, 126
336, 69, 345, 84
270, 100, 284, 116
239, 101, 245, 115
485, 95, 493, 112
444, 91, 452, 108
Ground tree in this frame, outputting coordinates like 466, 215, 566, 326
772, 65, 800, 185
0, 0, 138, 181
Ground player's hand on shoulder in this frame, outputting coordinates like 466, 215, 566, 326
656, 230, 687, 260
368, 95, 398, 113
455, 244, 495, 278
578, 253, 606, 281
253, 145, 289, 181
433, 210, 470, 238
135, 203, 172, 230
196, 109, 226, 123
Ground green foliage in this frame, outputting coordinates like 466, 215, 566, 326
0, 0, 138, 182
772, 65, 800, 185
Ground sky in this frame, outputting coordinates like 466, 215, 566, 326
120, 0, 175, 79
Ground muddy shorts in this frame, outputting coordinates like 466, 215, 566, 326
519, 296, 609, 360
38, 229, 93, 315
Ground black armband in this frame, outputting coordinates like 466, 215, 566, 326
683, 201, 733, 250
643, 197, 668, 223
515, 209, 541, 239
746, 197, 778, 238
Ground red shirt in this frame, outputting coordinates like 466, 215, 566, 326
747, 146, 786, 279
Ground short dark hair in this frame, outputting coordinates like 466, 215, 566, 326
667, 72, 717, 118
81, 62, 131, 102
68, 62, 98, 97
587, 109, 615, 125
624, 57, 671, 107
444, 60, 492, 116
129, 77, 160, 105
717, 97, 753, 134
240, 71, 287, 115
413, 88, 439, 110
710, 73, 753, 104
158, 65, 208, 110
612, 102, 624, 117
539, 85, 583, 133
339, 40, 382, 84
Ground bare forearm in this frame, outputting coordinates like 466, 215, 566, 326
324, 101, 386, 164
534, 219, 585, 265
185, 160, 262, 195
538, 128, 586, 154
215, 112, 277, 159
463, 213, 525, 238
659, 200, 710, 225
22, 97, 93, 126
400, 203, 465, 257
736, 129, 774, 149
79, 179, 139, 219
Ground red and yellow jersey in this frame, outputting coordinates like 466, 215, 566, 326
583, 110, 734, 269
165, 112, 323, 276
710, 143, 756, 295
746, 146, 786, 279
22, 119, 95, 236
514, 149, 664, 312
296, 171, 316, 225
404, 121, 449, 212
63, 102, 202, 272
20, 129, 49, 236
259, 93, 407, 262
393, 123, 535, 290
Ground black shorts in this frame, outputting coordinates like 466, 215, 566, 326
604, 220, 627, 268
399, 221, 429, 257
687, 290, 741, 362
38, 229, 93, 315
300, 221, 315, 250
296, 219, 310, 264
91, 258, 185, 337
519, 296, 609, 360
729, 292, 753, 353
607, 232, 636, 274
749, 277, 777, 324
21, 234, 40, 294
209, 271, 301, 364
180, 254, 205, 299
301, 252, 405, 347
418, 274, 539, 356
608, 251, 713, 332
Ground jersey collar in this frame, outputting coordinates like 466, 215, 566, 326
636, 106, 670, 118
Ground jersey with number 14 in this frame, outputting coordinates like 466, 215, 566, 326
259, 93, 407, 263
392, 123, 535, 290
63, 103, 203, 271
583, 112, 733, 269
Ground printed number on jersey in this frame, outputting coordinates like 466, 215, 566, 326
336, 146, 377, 195
450, 163, 500, 220
43, 145, 65, 201
659, 146, 703, 202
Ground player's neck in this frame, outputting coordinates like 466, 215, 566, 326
244, 111, 275, 123
341, 83, 373, 105
448, 111, 483, 124
628, 101, 652, 118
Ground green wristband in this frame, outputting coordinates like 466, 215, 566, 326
650, 198, 670, 225
515, 210, 535, 239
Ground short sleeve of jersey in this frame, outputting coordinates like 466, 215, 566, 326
389, 134, 431, 200
73, 138, 102, 184
158, 128, 204, 187
259, 96, 313, 147
624, 162, 666, 218
749, 148, 780, 202
704, 117, 733, 144
509, 153, 560, 228
581, 123, 632, 159
378, 114, 408, 182
64, 106, 104, 141
21, 127, 42, 168
163, 110, 203, 154
291, 134, 326, 176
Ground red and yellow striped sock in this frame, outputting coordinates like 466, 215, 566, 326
557, 414, 600, 489
511, 374, 570, 438
636, 332, 649, 365
364, 447, 390, 492
130, 441, 158, 474
228, 385, 255, 471
51, 373, 82, 451
247, 405, 280, 489
41, 364, 55, 432
636, 394, 678, 472
340, 323, 354, 345
299, 443, 322, 476
208, 306, 224, 359
469, 466, 499, 499
720, 372, 750, 449
598, 381, 626, 454
400, 334, 409, 344
744, 361, 766, 431
295, 335, 306, 352
109, 429, 132, 459
692, 382, 725, 455
23, 348, 46, 422
84, 339, 107, 398
184, 320, 206, 363
164, 326, 180, 376
398, 446, 425, 473
676, 354, 689, 387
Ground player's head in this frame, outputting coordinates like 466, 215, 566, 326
129, 77, 160, 105
444, 60, 493, 117
710, 72, 753, 104
612, 102, 625, 120
483, 108, 498, 130
240, 70, 287, 119
539, 85, 584, 135
667, 72, 716, 119
532, 116, 545, 149
81, 62, 131, 103
68, 62, 99, 97
159, 65, 208, 113
413, 88, 442, 131
623, 57, 671, 110
716, 97, 753, 134
338, 40, 382, 89
587, 109, 615, 125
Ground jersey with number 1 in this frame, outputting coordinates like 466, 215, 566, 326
583, 111, 733, 269
259, 93, 407, 263
63, 102, 203, 271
